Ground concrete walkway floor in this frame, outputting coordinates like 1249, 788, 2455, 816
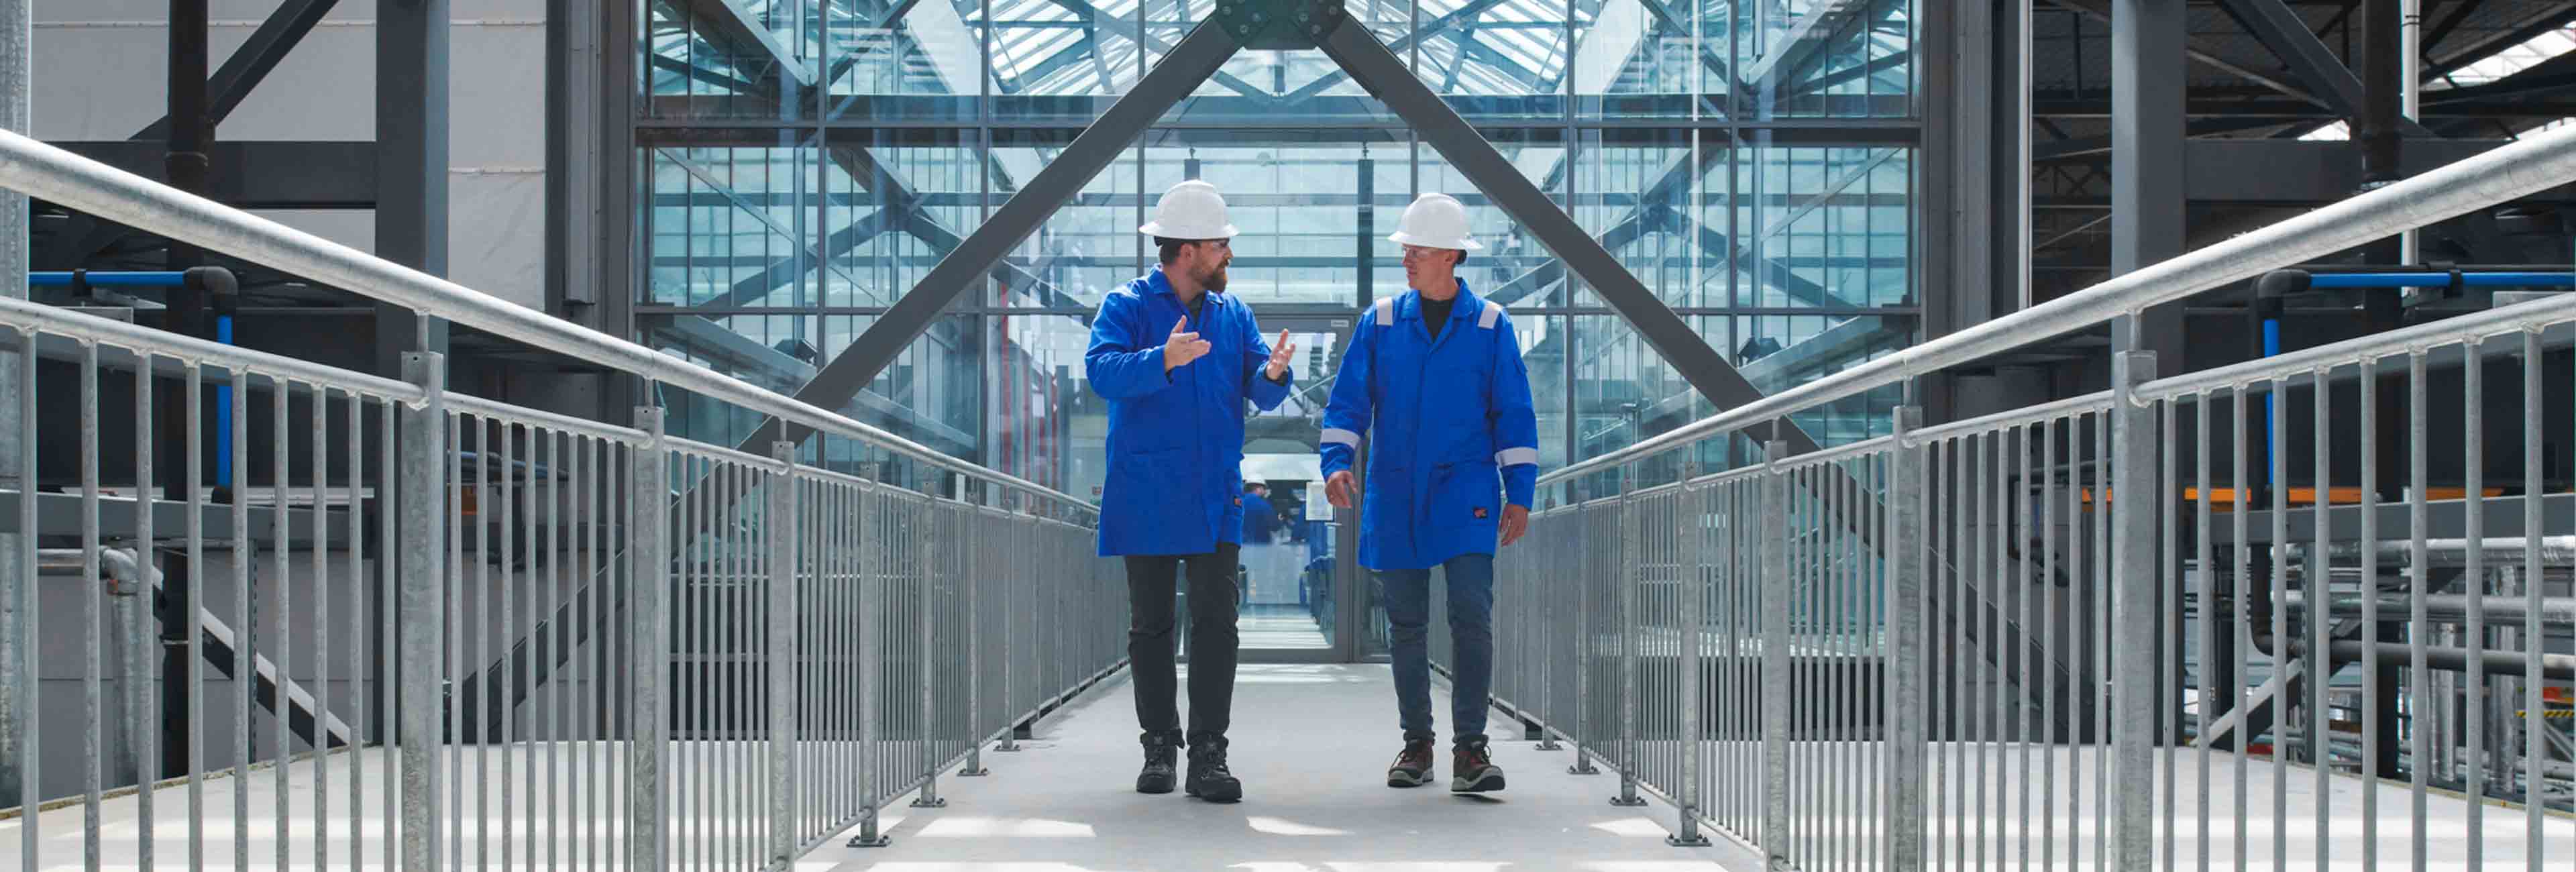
802, 663, 1761, 872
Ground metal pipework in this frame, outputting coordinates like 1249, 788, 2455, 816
2255, 632, 2576, 680
2278, 590, 2576, 625
2287, 536, 2576, 567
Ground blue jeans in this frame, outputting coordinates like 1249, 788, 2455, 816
1379, 553, 1495, 743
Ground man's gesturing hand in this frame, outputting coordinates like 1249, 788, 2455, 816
1499, 505, 1530, 547
1163, 316, 1212, 372
1265, 329, 1297, 380
1326, 470, 1358, 509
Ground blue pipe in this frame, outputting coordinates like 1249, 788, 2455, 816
2305, 271, 2576, 288
27, 270, 189, 288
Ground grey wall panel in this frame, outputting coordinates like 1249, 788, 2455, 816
450, 172, 547, 311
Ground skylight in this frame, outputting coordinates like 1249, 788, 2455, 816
2431, 23, 2576, 89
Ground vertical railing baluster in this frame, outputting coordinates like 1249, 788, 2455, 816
396, 351, 447, 872
1613, 465, 1646, 809
1672, 463, 1711, 847
1888, 407, 1927, 872
766, 441, 799, 867
2108, 351, 2160, 868
627, 408, 670, 871
849, 464, 892, 849
1761, 440, 1791, 867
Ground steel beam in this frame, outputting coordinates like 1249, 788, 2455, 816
1316, 17, 1825, 455
135, 0, 343, 140
1278, 0, 1516, 103
1741, 0, 1870, 88
2045, 0, 2328, 106
714, 206, 898, 308
682, 0, 816, 88
2424, 5, 2576, 79
732, 19, 1239, 454
2215, 0, 2369, 116
50, 141, 377, 210
376, 0, 449, 377
1485, 148, 1848, 310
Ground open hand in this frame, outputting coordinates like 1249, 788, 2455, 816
1265, 329, 1297, 380
1499, 504, 1530, 547
1326, 470, 1358, 509
1163, 317, 1212, 372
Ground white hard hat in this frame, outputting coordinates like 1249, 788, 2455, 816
1387, 192, 1483, 251
1139, 180, 1240, 239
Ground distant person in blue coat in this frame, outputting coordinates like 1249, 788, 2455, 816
1320, 193, 1539, 795
1238, 482, 1278, 606
1085, 180, 1296, 804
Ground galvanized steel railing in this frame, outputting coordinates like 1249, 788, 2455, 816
0, 134, 1125, 871
1485, 125, 2576, 870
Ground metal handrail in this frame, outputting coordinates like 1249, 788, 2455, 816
0, 129, 1093, 510
1542, 123, 2576, 486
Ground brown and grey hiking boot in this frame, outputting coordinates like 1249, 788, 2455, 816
1387, 739, 1436, 787
1451, 737, 1505, 794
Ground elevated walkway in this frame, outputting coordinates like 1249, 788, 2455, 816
806, 663, 1759, 871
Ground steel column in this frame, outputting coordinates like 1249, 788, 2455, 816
2110, 0, 2187, 360
375, 0, 450, 376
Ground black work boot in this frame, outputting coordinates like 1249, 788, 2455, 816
1184, 739, 1244, 802
1136, 734, 1180, 794
1451, 736, 1505, 794
1387, 738, 1436, 787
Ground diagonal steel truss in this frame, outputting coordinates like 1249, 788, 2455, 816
730, 13, 1827, 461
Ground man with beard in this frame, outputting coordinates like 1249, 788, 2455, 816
1085, 179, 1297, 802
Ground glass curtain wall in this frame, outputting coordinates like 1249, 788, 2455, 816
633, 0, 1918, 493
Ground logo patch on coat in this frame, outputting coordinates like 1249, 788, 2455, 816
1472, 506, 1489, 519
1234, 496, 1242, 506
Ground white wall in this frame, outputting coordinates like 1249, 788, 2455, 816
32, 1, 551, 310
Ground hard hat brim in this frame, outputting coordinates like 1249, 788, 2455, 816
1139, 221, 1241, 239
1387, 229, 1483, 251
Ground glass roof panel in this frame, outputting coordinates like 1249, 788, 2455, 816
2432, 23, 2576, 90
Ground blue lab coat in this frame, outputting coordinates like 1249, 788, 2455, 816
1318, 282, 1541, 570
1085, 267, 1293, 556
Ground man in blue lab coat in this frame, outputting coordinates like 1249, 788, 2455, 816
1086, 180, 1297, 803
1321, 193, 1540, 795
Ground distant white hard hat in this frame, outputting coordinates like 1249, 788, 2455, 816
1387, 192, 1483, 251
1139, 180, 1240, 239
